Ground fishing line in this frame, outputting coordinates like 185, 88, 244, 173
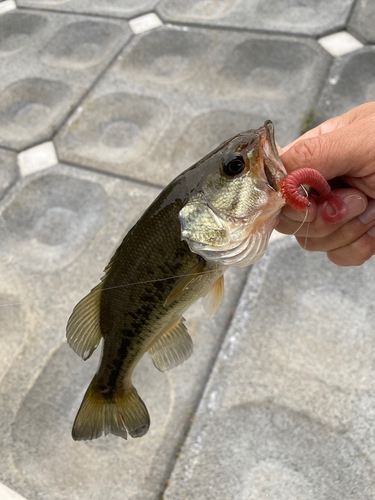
0, 212, 309, 307
98, 229, 307, 294
278, 203, 309, 399
98, 270, 220, 293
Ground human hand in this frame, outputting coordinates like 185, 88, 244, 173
276, 102, 375, 266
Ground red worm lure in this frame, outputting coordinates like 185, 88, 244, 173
281, 168, 347, 224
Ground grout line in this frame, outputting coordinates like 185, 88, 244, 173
158, 266, 252, 499
345, 0, 359, 26
49, 35, 134, 140
301, 50, 336, 133
345, 0, 368, 45
16, 4, 155, 20
0, 176, 20, 203
0, 144, 19, 153
156, 16, 326, 40
59, 160, 165, 190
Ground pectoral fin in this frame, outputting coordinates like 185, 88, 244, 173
164, 260, 206, 308
148, 317, 193, 371
202, 274, 224, 319
66, 282, 103, 360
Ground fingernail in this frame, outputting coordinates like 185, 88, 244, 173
342, 194, 367, 220
367, 223, 375, 237
359, 199, 375, 224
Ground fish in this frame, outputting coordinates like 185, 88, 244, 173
66, 120, 287, 441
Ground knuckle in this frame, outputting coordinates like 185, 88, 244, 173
309, 222, 331, 239
342, 220, 363, 242
291, 136, 323, 168
350, 239, 372, 264
328, 236, 375, 267
295, 236, 315, 251
327, 250, 355, 267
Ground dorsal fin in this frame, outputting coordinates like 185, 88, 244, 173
164, 260, 206, 308
148, 317, 193, 371
202, 274, 224, 319
66, 282, 103, 360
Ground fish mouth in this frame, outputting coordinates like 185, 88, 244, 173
264, 162, 279, 191
263, 120, 279, 157
259, 120, 286, 191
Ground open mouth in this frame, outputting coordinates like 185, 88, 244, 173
264, 161, 279, 191
264, 120, 278, 156
260, 120, 286, 192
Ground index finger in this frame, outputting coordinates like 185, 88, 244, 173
280, 102, 375, 155
280, 116, 375, 195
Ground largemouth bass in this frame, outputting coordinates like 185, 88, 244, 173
66, 120, 287, 441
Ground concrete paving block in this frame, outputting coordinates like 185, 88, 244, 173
129, 13, 163, 34
164, 238, 375, 500
16, 0, 160, 19
0, 0, 16, 14
0, 10, 131, 150
0, 148, 18, 199
56, 26, 331, 186
318, 31, 363, 57
0, 482, 28, 500
157, 0, 355, 36
348, 0, 375, 44
18, 141, 58, 177
0, 163, 248, 500
312, 47, 375, 127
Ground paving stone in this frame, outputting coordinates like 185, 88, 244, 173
0, 0, 16, 13
0, 163, 248, 500
129, 13, 163, 34
18, 141, 58, 177
0, 9, 131, 150
164, 238, 375, 500
0, 482, 28, 500
56, 25, 331, 186
318, 31, 363, 57
16, 0, 160, 18
348, 0, 375, 44
312, 46, 375, 127
157, 0, 355, 36
0, 148, 18, 199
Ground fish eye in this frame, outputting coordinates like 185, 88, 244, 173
223, 156, 245, 177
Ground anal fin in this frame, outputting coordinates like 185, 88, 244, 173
202, 274, 224, 319
66, 282, 103, 360
148, 317, 193, 372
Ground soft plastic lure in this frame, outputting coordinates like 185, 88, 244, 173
281, 168, 347, 224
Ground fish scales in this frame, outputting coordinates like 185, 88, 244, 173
66, 121, 287, 441
97, 195, 222, 392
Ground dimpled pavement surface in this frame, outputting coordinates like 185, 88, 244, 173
0, 1, 374, 499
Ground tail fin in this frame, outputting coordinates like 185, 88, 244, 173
72, 375, 150, 440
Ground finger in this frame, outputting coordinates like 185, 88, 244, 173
340, 172, 375, 199
280, 102, 375, 154
277, 189, 367, 237
280, 116, 375, 197
280, 115, 348, 155
327, 227, 375, 266
276, 201, 317, 235
295, 200, 375, 252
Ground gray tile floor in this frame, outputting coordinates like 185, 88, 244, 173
0, 1, 374, 499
